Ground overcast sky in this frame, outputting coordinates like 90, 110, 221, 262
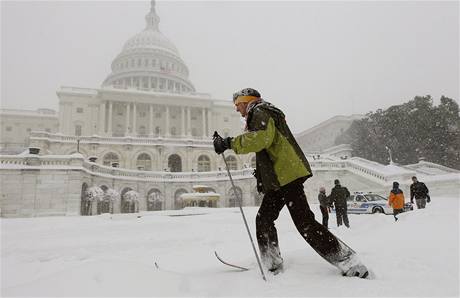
2, 0, 459, 133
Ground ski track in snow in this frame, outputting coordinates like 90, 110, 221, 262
1, 197, 458, 297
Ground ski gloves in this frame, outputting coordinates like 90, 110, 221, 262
213, 131, 232, 154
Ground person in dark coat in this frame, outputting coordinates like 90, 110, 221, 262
388, 181, 405, 221
318, 187, 330, 228
410, 176, 430, 209
328, 179, 351, 228
213, 88, 369, 278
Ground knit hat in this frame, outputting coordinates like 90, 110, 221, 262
334, 179, 340, 185
233, 88, 261, 105
393, 181, 399, 188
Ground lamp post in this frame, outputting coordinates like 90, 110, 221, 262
385, 146, 394, 165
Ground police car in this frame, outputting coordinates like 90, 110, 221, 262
345, 192, 393, 214
340, 192, 414, 215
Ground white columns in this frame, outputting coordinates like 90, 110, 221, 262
125, 103, 130, 135
181, 107, 185, 136
207, 109, 212, 137
165, 106, 170, 137
133, 103, 137, 136
202, 108, 206, 137
99, 101, 106, 135
108, 101, 113, 136
149, 105, 154, 136
187, 107, 191, 137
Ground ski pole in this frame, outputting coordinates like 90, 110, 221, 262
220, 150, 267, 281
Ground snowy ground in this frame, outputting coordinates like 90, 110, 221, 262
2, 197, 459, 297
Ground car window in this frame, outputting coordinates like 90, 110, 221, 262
347, 195, 355, 202
364, 194, 385, 201
355, 195, 366, 202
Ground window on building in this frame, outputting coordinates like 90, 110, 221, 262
224, 117, 229, 122
136, 153, 152, 170
139, 126, 147, 136
45, 128, 51, 133
140, 111, 147, 118
75, 125, 82, 136
76, 107, 84, 113
26, 128, 31, 132
6, 126, 12, 132
155, 112, 162, 118
168, 154, 182, 172
103, 152, 119, 167
197, 155, 211, 172
225, 155, 238, 170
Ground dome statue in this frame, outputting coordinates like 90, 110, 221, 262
102, 0, 195, 94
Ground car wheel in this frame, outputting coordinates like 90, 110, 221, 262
372, 207, 383, 214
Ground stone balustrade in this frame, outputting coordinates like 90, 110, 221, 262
30, 131, 213, 147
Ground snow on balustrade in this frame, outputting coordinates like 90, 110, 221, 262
29, 132, 213, 147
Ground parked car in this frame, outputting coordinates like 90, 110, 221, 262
332, 192, 413, 215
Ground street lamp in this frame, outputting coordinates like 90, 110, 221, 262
385, 146, 394, 165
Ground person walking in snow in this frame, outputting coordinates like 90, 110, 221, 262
410, 176, 430, 209
318, 187, 330, 228
328, 179, 350, 228
213, 88, 369, 278
388, 181, 405, 221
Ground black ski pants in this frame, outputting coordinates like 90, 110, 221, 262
256, 178, 341, 268
335, 206, 350, 228
319, 205, 329, 229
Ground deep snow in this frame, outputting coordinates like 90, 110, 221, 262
1, 197, 459, 297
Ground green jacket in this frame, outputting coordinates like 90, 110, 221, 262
231, 100, 312, 193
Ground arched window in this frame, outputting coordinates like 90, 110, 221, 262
251, 156, 256, 168
168, 154, 182, 172
225, 155, 238, 170
174, 188, 188, 209
136, 153, 152, 170
147, 189, 162, 211
197, 155, 211, 172
103, 152, 119, 167
228, 186, 243, 207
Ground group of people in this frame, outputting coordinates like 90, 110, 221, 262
318, 179, 351, 228
318, 176, 431, 227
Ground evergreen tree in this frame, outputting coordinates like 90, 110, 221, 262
336, 96, 460, 169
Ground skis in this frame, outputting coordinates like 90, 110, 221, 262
214, 251, 250, 271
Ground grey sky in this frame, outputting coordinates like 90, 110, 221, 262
2, 0, 459, 133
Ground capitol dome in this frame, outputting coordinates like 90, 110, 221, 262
102, 0, 195, 93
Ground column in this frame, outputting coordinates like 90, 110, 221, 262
181, 107, 185, 137
165, 106, 170, 137
207, 109, 212, 137
202, 108, 206, 137
99, 101, 106, 135
125, 103, 130, 136
108, 101, 113, 136
187, 107, 192, 137
133, 103, 137, 136
149, 104, 154, 136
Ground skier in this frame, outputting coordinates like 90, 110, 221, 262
213, 88, 369, 278
318, 187, 330, 228
388, 181, 405, 221
410, 176, 430, 209
328, 179, 350, 228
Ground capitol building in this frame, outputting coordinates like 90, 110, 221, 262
1, 1, 458, 218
